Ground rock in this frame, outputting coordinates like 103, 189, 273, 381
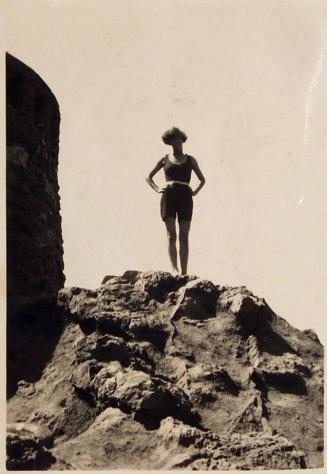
156, 417, 306, 470
251, 352, 312, 396
175, 279, 220, 319
302, 329, 321, 344
58, 279, 172, 349
71, 359, 104, 394
71, 359, 199, 429
7, 271, 324, 469
133, 271, 194, 302
186, 363, 240, 403
219, 287, 273, 332
50, 407, 161, 470
7, 422, 54, 448
73, 333, 130, 365
7, 422, 55, 470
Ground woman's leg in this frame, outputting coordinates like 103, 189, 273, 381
178, 220, 191, 275
164, 217, 179, 275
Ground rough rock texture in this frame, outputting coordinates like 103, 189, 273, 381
7, 422, 55, 470
7, 271, 323, 470
6, 52, 65, 317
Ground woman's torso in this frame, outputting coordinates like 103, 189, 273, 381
163, 154, 193, 183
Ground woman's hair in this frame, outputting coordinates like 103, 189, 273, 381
162, 127, 188, 145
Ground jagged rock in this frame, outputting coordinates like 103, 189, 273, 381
49, 410, 305, 470
58, 282, 172, 349
229, 390, 268, 434
133, 270, 193, 302
73, 333, 155, 376
7, 422, 54, 448
175, 279, 220, 319
8, 322, 99, 442
218, 286, 273, 333
7, 271, 324, 469
186, 363, 240, 403
302, 328, 321, 344
71, 359, 105, 395
156, 417, 306, 469
7, 422, 55, 470
50, 408, 161, 470
250, 352, 313, 396
74, 333, 130, 364
71, 359, 199, 429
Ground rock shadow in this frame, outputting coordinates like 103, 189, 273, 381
7, 295, 64, 398
256, 326, 297, 356
251, 370, 307, 396
262, 371, 308, 396
240, 323, 297, 357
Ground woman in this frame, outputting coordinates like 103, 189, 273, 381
146, 127, 206, 275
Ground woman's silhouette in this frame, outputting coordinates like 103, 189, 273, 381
146, 127, 206, 275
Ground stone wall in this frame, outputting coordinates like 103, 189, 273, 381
6, 53, 65, 315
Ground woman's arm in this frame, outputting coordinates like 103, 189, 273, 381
191, 157, 206, 196
145, 158, 165, 193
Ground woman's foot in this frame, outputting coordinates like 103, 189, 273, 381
171, 267, 179, 276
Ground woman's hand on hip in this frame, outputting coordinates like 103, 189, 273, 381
158, 183, 173, 193
158, 185, 169, 193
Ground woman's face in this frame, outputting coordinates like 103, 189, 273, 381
170, 136, 184, 147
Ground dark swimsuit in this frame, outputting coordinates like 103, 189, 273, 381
160, 154, 193, 222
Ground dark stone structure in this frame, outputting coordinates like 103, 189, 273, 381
6, 53, 65, 316
6, 54, 66, 398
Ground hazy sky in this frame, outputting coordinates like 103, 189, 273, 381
3, 0, 327, 343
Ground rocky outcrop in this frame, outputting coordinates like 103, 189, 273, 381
6, 53, 65, 317
7, 423, 55, 470
7, 271, 323, 470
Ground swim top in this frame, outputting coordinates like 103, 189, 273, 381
163, 154, 193, 183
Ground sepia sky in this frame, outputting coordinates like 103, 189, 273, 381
2, 0, 327, 343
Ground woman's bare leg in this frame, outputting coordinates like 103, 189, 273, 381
164, 217, 179, 275
179, 220, 191, 275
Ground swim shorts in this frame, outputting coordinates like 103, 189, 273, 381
160, 184, 193, 222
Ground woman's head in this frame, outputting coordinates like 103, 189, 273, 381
162, 127, 188, 145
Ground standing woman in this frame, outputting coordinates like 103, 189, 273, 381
146, 127, 206, 275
